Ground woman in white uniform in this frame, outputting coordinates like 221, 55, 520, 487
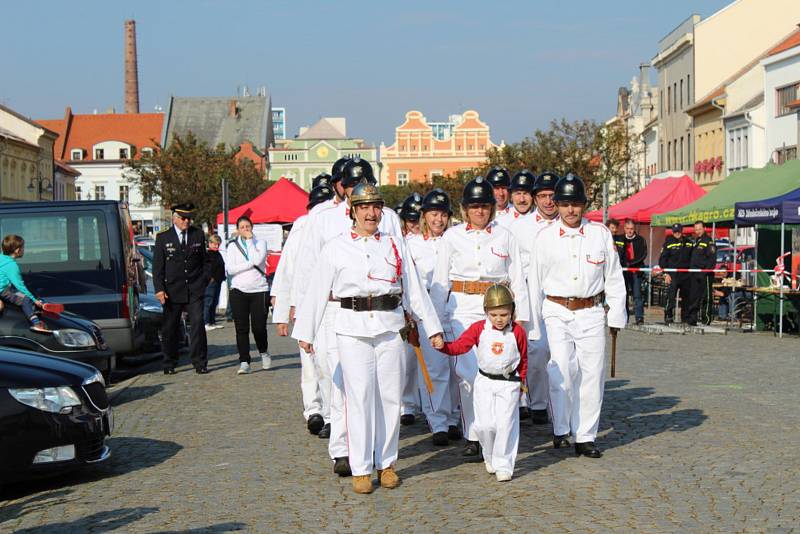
293, 181, 444, 495
405, 189, 462, 446
430, 177, 529, 461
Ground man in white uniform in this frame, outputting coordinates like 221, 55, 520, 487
527, 174, 626, 458
291, 158, 403, 477
272, 182, 334, 436
486, 167, 513, 225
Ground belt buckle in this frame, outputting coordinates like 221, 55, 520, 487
367, 295, 372, 311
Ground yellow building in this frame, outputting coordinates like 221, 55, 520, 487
0, 104, 65, 201
686, 93, 725, 189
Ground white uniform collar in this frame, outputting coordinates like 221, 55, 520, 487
465, 220, 495, 234
558, 219, 588, 238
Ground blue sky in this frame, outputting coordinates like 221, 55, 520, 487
1, 0, 731, 146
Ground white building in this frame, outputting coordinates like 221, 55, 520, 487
762, 28, 800, 164
39, 107, 167, 235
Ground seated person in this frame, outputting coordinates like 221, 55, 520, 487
0, 234, 48, 332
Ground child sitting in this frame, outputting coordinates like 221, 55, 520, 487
438, 284, 527, 481
0, 234, 48, 333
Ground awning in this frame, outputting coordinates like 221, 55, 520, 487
734, 186, 800, 225
216, 178, 309, 225
586, 175, 705, 224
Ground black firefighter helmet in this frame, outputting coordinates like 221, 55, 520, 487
485, 167, 511, 189
534, 171, 560, 193
421, 188, 452, 214
307, 184, 335, 210
461, 177, 495, 206
400, 192, 424, 221
509, 170, 536, 193
331, 157, 352, 183
553, 173, 587, 203
341, 158, 376, 188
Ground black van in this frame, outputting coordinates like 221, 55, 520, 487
0, 201, 145, 355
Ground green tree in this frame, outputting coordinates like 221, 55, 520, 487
124, 132, 268, 229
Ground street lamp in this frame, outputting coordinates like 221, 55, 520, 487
28, 176, 53, 200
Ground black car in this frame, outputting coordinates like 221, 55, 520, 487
0, 347, 113, 486
0, 200, 146, 355
137, 247, 188, 352
0, 303, 114, 379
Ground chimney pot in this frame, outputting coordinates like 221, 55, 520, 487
229, 100, 239, 117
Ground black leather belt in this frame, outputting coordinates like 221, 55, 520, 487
339, 294, 401, 312
479, 369, 521, 382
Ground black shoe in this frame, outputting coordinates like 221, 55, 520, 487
687, 320, 698, 327
333, 456, 352, 477
575, 441, 602, 458
317, 423, 331, 439
531, 409, 549, 425
307, 414, 324, 435
447, 425, 463, 441
400, 414, 415, 426
432, 431, 449, 446
519, 406, 530, 420
553, 434, 571, 449
635, 318, 644, 325
664, 318, 673, 325
195, 367, 209, 374
462, 441, 482, 462
163, 367, 176, 375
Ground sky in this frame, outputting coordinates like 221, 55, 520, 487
1, 0, 733, 146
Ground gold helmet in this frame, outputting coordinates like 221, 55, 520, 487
349, 179, 384, 208
484, 283, 515, 310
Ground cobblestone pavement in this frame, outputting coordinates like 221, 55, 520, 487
2, 324, 799, 533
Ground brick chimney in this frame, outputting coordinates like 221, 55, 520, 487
124, 20, 140, 114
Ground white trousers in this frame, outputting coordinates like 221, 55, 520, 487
337, 331, 404, 477
525, 322, 551, 410
314, 303, 348, 459
545, 308, 606, 443
473, 373, 520, 475
417, 322, 455, 433
401, 345, 420, 415
299, 347, 325, 420
450, 312, 484, 442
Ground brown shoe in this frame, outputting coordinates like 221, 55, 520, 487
352, 475, 373, 494
377, 466, 401, 489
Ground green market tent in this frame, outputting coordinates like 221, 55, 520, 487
651, 160, 800, 227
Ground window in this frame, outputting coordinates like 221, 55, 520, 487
119, 185, 129, 203
660, 92, 664, 117
776, 82, 799, 116
728, 127, 750, 172
141, 147, 154, 157
76, 186, 82, 200
673, 141, 677, 171
680, 79, 684, 109
667, 86, 671, 114
0, 211, 110, 270
119, 148, 129, 159
71, 149, 83, 161
430, 170, 443, 179
667, 141, 671, 168
680, 137, 684, 169
94, 185, 105, 200
94, 148, 104, 160
687, 74, 691, 103
397, 172, 409, 186
673, 82, 677, 113
660, 143, 664, 171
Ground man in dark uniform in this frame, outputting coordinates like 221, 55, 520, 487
607, 219, 627, 268
659, 224, 691, 324
686, 220, 716, 326
153, 203, 210, 374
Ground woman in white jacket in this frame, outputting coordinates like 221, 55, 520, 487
226, 216, 271, 375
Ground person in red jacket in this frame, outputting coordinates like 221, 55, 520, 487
438, 284, 527, 482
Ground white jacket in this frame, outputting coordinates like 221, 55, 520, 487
226, 237, 269, 293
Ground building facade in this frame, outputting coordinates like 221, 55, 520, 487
379, 110, 498, 185
39, 107, 166, 234
268, 117, 377, 190
652, 15, 699, 177
0, 104, 66, 202
762, 30, 800, 164
272, 107, 286, 140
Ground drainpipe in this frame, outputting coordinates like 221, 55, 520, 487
711, 97, 725, 180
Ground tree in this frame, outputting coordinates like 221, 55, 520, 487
476, 118, 632, 208
124, 132, 267, 229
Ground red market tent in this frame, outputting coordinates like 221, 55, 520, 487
216, 178, 309, 225
586, 175, 706, 224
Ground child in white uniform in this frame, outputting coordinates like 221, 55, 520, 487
438, 284, 527, 481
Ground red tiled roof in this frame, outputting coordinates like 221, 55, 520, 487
768, 27, 800, 57
54, 159, 81, 176
38, 110, 163, 161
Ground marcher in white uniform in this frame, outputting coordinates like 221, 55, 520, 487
486, 167, 513, 226
439, 284, 527, 481
398, 193, 424, 425
272, 182, 334, 435
430, 176, 529, 461
527, 174, 626, 458
522, 171, 562, 426
293, 181, 444, 495
291, 158, 403, 477
405, 188, 462, 446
